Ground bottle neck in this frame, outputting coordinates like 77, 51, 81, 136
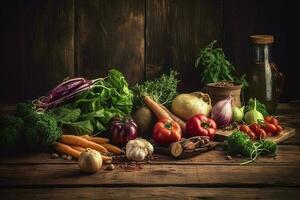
252, 44, 273, 63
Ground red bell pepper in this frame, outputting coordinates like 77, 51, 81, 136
186, 114, 217, 139
152, 118, 182, 146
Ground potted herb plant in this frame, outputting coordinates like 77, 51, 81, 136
195, 40, 248, 106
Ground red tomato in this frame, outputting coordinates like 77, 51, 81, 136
264, 116, 272, 123
256, 128, 267, 139
239, 124, 251, 134
152, 118, 182, 146
264, 123, 277, 134
186, 114, 217, 139
250, 124, 261, 134
270, 117, 279, 126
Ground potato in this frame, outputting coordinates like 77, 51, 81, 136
132, 106, 156, 139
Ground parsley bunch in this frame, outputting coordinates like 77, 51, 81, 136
195, 40, 248, 88
223, 131, 277, 165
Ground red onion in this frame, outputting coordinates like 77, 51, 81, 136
211, 97, 232, 126
109, 116, 138, 147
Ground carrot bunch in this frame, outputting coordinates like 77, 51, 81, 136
54, 134, 123, 162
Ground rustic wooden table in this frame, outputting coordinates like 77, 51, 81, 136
1, 103, 300, 199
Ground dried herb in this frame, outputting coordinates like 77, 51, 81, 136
133, 70, 179, 108
195, 40, 248, 88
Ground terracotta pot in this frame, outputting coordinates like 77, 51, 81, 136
206, 82, 242, 107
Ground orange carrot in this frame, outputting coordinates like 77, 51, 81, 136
54, 142, 81, 159
60, 135, 108, 153
102, 143, 124, 155
80, 135, 109, 144
70, 145, 112, 162
70, 145, 85, 152
160, 104, 186, 133
143, 96, 171, 119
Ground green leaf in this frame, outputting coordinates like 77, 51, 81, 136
62, 120, 94, 135
50, 107, 81, 123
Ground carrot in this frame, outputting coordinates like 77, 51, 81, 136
68, 145, 112, 162
160, 104, 186, 133
60, 135, 108, 153
80, 135, 109, 144
102, 143, 124, 155
102, 155, 113, 163
143, 96, 171, 119
54, 142, 81, 159
70, 145, 85, 152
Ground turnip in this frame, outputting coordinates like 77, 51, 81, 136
171, 92, 212, 120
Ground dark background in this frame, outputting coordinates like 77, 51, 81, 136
1, 0, 299, 103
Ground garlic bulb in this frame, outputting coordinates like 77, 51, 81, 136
79, 148, 102, 173
126, 138, 154, 161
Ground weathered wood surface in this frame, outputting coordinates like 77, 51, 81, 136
75, 0, 145, 85
1, 164, 300, 187
0, 145, 299, 165
1, 187, 300, 200
0, 0, 74, 103
146, 0, 223, 91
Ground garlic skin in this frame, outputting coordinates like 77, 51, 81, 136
79, 148, 103, 173
126, 138, 154, 161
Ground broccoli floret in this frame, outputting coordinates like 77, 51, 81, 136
15, 102, 34, 118
0, 115, 24, 153
24, 112, 62, 150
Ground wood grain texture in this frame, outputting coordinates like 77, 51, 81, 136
0, 0, 74, 102
75, 0, 145, 85
1, 187, 300, 200
146, 0, 223, 91
1, 163, 300, 187
1, 145, 300, 165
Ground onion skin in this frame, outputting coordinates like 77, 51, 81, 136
211, 97, 232, 126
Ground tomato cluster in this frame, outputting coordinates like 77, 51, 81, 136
239, 116, 283, 140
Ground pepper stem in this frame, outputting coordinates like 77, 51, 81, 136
164, 122, 173, 130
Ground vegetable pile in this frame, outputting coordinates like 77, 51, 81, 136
0, 61, 288, 170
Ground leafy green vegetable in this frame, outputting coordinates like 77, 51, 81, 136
245, 98, 268, 117
133, 69, 179, 108
62, 120, 94, 135
0, 115, 24, 153
223, 131, 277, 165
50, 107, 81, 123
51, 69, 133, 135
23, 112, 62, 150
15, 102, 34, 118
195, 40, 248, 88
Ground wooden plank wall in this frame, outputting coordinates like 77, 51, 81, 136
0, 0, 298, 103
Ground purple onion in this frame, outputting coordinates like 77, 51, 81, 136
211, 97, 233, 127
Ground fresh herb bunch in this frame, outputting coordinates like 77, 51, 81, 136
223, 131, 277, 165
195, 40, 248, 88
245, 98, 269, 117
133, 70, 179, 108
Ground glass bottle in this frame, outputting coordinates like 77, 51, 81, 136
246, 35, 283, 113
